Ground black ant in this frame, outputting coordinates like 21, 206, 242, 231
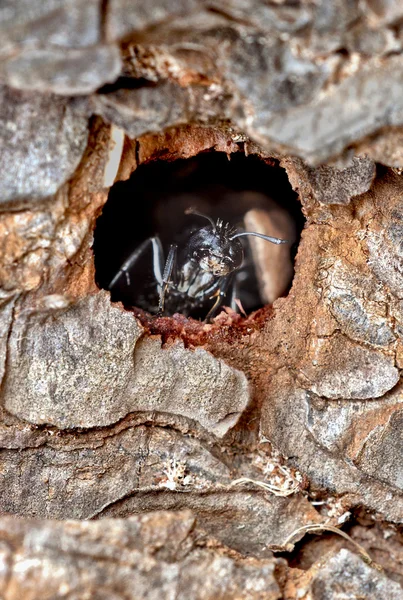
108, 208, 288, 321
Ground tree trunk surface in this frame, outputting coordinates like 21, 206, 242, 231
1, 1, 403, 598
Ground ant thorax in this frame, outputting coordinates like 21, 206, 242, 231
178, 259, 217, 299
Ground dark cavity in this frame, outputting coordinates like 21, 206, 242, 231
93, 151, 304, 320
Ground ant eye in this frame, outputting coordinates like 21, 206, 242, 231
228, 244, 240, 259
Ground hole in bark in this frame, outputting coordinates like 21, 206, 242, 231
94, 151, 303, 321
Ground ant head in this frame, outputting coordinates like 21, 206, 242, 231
188, 223, 244, 276
185, 208, 288, 277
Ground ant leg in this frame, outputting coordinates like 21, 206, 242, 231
158, 244, 178, 316
205, 291, 224, 322
204, 275, 233, 322
109, 236, 164, 289
230, 271, 247, 316
150, 237, 164, 286
229, 275, 239, 311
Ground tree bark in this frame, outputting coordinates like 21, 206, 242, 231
1, 1, 403, 597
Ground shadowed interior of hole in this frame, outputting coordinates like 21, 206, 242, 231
93, 151, 304, 319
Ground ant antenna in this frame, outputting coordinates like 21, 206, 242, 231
185, 207, 216, 232
230, 232, 288, 245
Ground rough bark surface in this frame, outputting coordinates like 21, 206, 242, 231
1, 0, 403, 598
0, 511, 283, 600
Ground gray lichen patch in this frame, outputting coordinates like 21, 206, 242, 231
305, 385, 403, 458
307, 549, 403, 599
4, 46, 122, 95
367, 220, 403, 299
106, 0, 202, 41
220, 33, 331, 130
0, 293, 17, 388
0, 511, 283, 600
126, 337, 250, 437
2, 292, 143, 429
300, 333, 399, 400
282, 156, 376, 206
2, 292, 249, 436
322, 259, 396, 347
0, 86, 88, 204
355, 408, 403, 491
255, 55, 403, 163
0, 426, 150, 519
0, 0, 103, 49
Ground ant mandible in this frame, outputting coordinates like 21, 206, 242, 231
109, 208, 288, 321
